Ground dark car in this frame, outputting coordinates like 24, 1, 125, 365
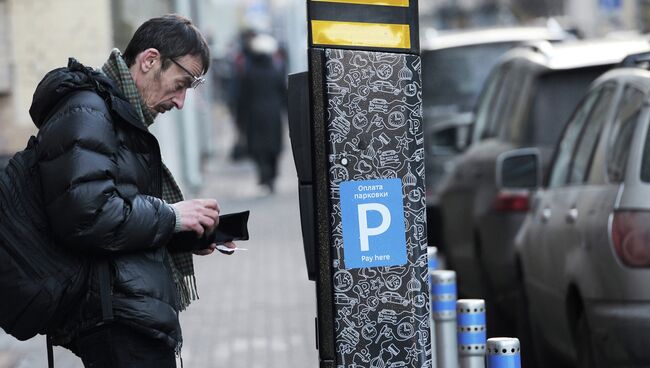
421, 27, 566, 249
436, 38, 650, 332
500, 52, 650, 367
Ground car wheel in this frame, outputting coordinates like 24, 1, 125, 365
513, 273, 537, 368
529, 315, 563, 368
527, 297, 574, 368
576, 313, 599, 368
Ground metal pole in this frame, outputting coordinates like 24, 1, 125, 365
430, 270, 458, 368
427, 247, 438, 368
457, 299, 486, 368
487, 338, 521, 368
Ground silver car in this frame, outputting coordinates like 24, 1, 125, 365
504, 52, 650, 367
436, 38, 650, 335
421, 27, 566, 248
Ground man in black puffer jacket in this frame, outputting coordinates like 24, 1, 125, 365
29, 15, 234, 367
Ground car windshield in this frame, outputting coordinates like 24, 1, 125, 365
422, 42, 519, 119
524, 66, 610, 146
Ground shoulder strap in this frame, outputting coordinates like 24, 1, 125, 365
46, 335, 54, 368
97, 260, 114, 322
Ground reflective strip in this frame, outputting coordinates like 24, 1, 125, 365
311, 20, 411, 49
458, 331, 487, 346
312, 0, 409, 7
431, 300, 456, 312
487, 354, 521, 368
430, 282, 456, 296
458, 313, 486, 326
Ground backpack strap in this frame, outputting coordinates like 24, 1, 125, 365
97, 260, 114, 322
46, 335, 54, 368
43, 249, 113, 368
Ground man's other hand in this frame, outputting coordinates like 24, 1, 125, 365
215, 242, 237, 255
172, 199, 220, 237
193, 242, 236, 256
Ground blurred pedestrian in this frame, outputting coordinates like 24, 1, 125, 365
228, 29, 258, 161
236, 33, 286, 193
27, 14, 235, 367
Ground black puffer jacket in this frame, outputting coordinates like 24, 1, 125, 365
30, 59, 187, 348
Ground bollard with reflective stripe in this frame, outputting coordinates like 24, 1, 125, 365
487, 338, 521, 368
430, 270, 458, 368
457, 299, 486, 368
427, 247, 438, 368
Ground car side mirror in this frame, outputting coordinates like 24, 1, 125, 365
429, 125, 460, 155
428, 113, 473, 154
496, 148, 541, 189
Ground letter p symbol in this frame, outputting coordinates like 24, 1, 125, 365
358, 203, 391, 252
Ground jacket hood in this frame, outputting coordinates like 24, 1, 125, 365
29, 58, 120, 129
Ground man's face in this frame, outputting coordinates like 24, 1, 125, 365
139, 54, 204, 116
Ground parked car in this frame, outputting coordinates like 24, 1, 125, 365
436, 38, 650, 331
421, 27, 566, 249
503, 51, 650, 367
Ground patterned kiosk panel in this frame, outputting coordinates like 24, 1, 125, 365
323, 48, 431, 367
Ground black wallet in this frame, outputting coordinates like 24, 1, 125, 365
168, 211, 250, 252
212, 211, 250, 244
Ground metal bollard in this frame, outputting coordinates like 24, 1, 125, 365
427, 247, 438, 368
487, 338, 521, 368
457, 299, 486, 368
430, 270, 458, 368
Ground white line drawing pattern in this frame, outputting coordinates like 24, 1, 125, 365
324, 49, 432, 368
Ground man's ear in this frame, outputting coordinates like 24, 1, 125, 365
138, 48, 161, 73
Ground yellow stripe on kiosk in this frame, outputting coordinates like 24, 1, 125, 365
312, 0, 409, 7
311, 20, 411, 49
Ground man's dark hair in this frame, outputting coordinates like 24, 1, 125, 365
123, 14, 210, 74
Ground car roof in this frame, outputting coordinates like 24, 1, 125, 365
421, 26, 565, 50
592, 65, 650, 90
501, 38, 650, 70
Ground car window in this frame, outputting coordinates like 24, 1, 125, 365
640, 113, 650, 182
525, 66, 611, 146
498, 65, 534, 141
479, 63, 519, 139
548, 85, 607, 188
472, 68, 504, 143
607, 86, 645, 183
422, 42, 520, 115
567, 85, 617, 185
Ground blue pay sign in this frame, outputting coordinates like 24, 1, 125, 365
340, 178, 407, 269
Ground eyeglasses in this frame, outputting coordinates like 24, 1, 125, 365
169, 58, 205, 89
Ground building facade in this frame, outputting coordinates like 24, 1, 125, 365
0, 0, 112, 155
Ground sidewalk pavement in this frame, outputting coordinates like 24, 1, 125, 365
0, 108, 319, 368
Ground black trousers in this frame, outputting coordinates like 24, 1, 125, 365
71, 323, 176, 368
253, 152, 279, 188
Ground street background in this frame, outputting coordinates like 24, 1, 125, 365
1, 0, 649, 367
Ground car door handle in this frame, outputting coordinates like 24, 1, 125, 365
541, 208, 551, 223
566, 208, 578, 224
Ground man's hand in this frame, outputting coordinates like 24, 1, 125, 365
172, 199, 220, 237
193, 242, 237, 256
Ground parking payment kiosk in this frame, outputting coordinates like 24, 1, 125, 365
288, 1, 431, 367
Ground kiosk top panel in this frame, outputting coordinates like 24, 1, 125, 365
308, 0, 419, 54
